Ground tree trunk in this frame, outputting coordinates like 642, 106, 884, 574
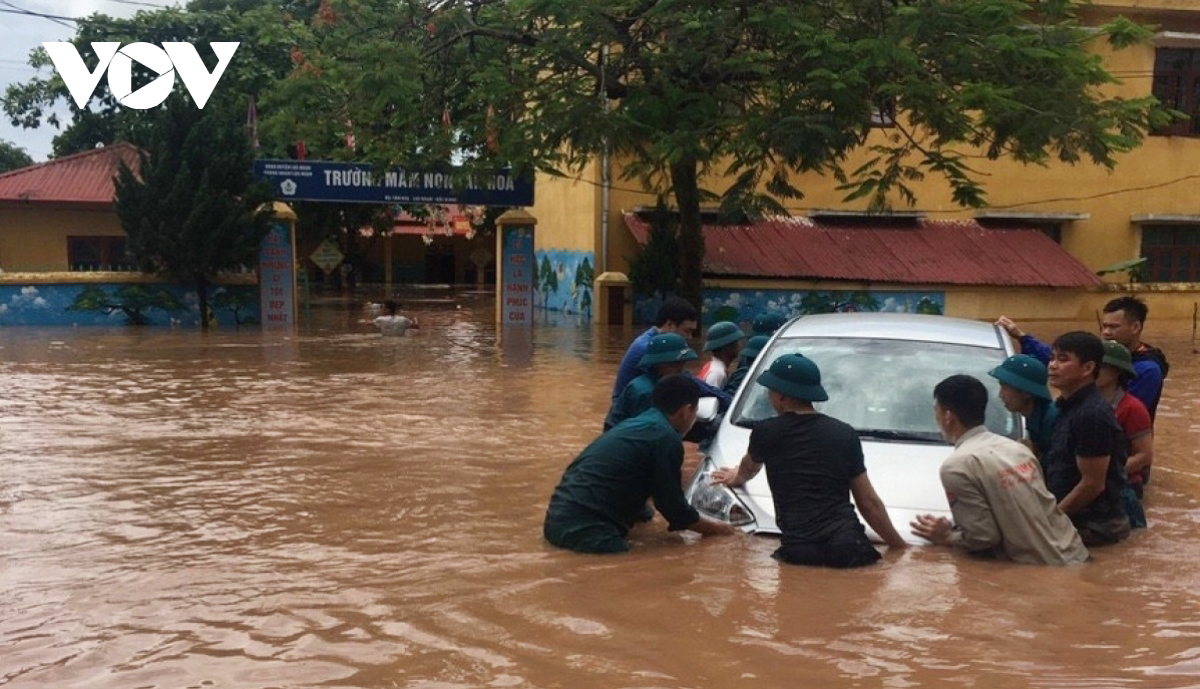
670, 155, 704, 311
196, 275, 211, 331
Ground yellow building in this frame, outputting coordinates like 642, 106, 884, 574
528, 0, 1200, 325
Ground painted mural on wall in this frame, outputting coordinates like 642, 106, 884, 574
533, 249, 594, 319
635, 288, 945, 325
0, 283, 260, 327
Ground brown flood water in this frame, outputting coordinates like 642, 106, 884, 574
2, 299, 1200, 689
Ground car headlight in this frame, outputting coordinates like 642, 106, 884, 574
685, 458, 756, 528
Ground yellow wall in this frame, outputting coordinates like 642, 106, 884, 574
529, 162, 601, 256
0, 205, 125, 272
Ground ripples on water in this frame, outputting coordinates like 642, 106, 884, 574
2, 304, 1199, 688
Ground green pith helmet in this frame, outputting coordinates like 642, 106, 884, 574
751, 311, 788, 336
638, 333, 699, 367
987, 354, 1052, 401
702, 321, 745, 351
1101, 340, 1136, 375
756, 353, 829, 402
741, 335, 769, 361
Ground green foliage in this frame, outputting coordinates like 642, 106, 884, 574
538, 254, 558, 308
114, 93, 272, 329
2, 1, 297, 156
211, 285, 258, 324
0, 139, 33, 172
66, 284, 186, 325
573, 256, 594, 311
274, 0, 1163, 308
627, 202, 680, 299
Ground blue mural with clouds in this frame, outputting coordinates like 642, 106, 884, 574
636, 288, 945, 325
0, 283, 260, 327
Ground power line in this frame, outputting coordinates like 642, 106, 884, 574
0, 1, 74, 27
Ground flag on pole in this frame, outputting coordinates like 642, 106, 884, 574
295, 140, 307, 160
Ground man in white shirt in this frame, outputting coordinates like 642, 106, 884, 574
698, 321, 744, 389
373, 300, 418, 336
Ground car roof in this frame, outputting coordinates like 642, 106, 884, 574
777, 312, 1007, 349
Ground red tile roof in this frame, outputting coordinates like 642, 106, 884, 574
0, 142, 141, 206
623, 213, 1100, 288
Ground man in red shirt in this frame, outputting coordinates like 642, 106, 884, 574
1097, 341, 1153, 523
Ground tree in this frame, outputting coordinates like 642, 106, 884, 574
627, 201, 680, 299
66, 284, 186, 325
114, 94, 272, 329
2, 1, 297, 157
273, 0, 1168, 309
0, 139, 33, 173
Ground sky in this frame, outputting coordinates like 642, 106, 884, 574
0, 0, 156, 162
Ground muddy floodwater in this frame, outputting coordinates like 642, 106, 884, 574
3, 298, 1200, 689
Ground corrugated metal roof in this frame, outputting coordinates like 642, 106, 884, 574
0, 142, 141, 206
623, 213, 1100, 288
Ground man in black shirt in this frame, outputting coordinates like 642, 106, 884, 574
711, 354, 907, 567
1043, 331, 1132, 546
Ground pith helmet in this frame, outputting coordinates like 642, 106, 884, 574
988, 354, 1052, 401
638, 333, 699, 367
1101, 340, 1136, 375
751, 311, 788, 336
756, 353, 829, 402
741, 335, 769, 361
703, 321, 745, 351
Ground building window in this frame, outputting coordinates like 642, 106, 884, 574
68, 236, 131, 271
1140, 225, 1200, 282
1152, 48, 1200, 137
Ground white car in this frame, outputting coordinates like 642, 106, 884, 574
685, 312, 1020, 544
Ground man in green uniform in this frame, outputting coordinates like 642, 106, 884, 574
987, 354, 1058, 459
545, 375, 739, 554
604, 332, 698, 431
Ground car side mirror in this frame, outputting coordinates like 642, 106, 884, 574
696, 396, 719, 422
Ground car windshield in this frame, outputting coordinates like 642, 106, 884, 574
731, 336, 1020, 441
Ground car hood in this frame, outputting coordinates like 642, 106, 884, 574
707, 424, 952, 545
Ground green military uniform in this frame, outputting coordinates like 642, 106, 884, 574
603, 371, 660, 431
544, 408, 702, 554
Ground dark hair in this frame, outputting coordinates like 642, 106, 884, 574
655, 296, 698, 327
1052, 331, 1104, 378
384, 299, 399, 314
652, 374, 701, 414
933, 375, 988, 428
1103, 295, 1148, 324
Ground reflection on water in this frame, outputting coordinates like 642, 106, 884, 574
2, 302, 1200, 688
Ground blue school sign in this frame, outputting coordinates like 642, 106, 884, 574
254, 160, 534, 206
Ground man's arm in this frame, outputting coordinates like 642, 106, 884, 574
1126, 432, 1154, 477
1127, 360, 1163, 413
611, 333, 651, 401
691, 375, 733, 412
936, 464, 1003, 553
710, 452, 762, 488
995, 316, 1051, 364
685, 516, 739, 537
850, 472, 908, 549
1057, 455, 1110, 515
